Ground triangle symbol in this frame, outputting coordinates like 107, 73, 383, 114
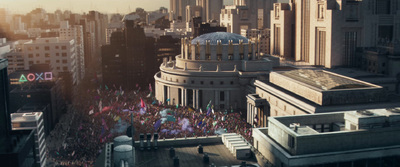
19, 74, 28, 82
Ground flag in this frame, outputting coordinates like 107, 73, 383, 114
176, 104, 179, 108
152, 100, 157, 105
98, 100, 103, 112
154, 120, 162, 130
141, 98, 146, 108
149, 83, 152, 92
88, 109, 94, 115
166, 99, 170, 102
212, 109, 215, 114
188, 107, 195, 112
105, 85, 109, 90
207, 108, 212, 116
198, 121, 202, 126
167, 115, 176, 122
206, 100, 212, 110
102, 106, 111, 112
200, 108, 203, 114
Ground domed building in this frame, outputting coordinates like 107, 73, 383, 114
154, 32, 279, 111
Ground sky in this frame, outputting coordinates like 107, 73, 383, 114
1, 0, 235, 15
0, 0, 170, 14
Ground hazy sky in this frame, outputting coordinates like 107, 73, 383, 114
0, 0, 171, 14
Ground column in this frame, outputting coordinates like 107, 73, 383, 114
195, 90, 199, 109
184, 89, 187, 106
193, 89, 196, 108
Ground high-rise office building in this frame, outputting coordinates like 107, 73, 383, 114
0, 59, 37, 167
170, 0, 197, 21
220, 5, 257, 34
270, 0, 400, 68
11, 112, 47, 167
102, 20, 156, 89
59, 21, 85, 81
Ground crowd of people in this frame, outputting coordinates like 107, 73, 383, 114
47, 82, 253, 166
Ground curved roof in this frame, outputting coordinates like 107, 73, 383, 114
191, 32, 249, 45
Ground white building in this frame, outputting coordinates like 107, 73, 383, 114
154, 32, 279, 111
59, 21, 85, 81
22, 37, 78, 85
220, 5, 257, 34
253, 109, 400, 167
11, 112, 47, 167
241, 28, 270, 55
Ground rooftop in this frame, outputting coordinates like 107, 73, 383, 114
191, 32, 249, 45
96, 136, 258, 167
280, 69, 370, 90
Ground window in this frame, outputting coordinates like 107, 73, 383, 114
230, 81, 234, 85
56, 53, 60, 56
62, 46, 67, 50
62, 60, 68, 64
35, 47, 39, 50
36, 60, 40, 63
56, 46, 59, 49
28, 54, 33, 58
63, 66, 68, 71
176, 79, 178, 82
220, 91, 225, 101
191, 80, 195, 84
220, 81, 224, 85
56, 60, 60, 63
288, 135, 295, 148
29, 61, 33, 65
62, 53, 67, 57
210, 81, 213, 85
45, 46, 50, 50
36, 54, 39, 57
45, 60, 50, 64
200, 81, 204, 85
45, 53, 50, 57
184, 80, 186, 83
57, 67, 60, 70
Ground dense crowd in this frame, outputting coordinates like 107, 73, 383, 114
47, 83, 253, 166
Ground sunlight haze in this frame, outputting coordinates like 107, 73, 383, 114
0, 0, 170, 14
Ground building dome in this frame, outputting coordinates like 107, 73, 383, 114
191, 32, 249, 45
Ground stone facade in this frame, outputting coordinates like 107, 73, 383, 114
154, 32, 279, 111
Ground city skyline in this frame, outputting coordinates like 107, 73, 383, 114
0, 0, 170, 14
1, 0, 234, 14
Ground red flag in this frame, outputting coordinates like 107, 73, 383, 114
141, 98, 146, 108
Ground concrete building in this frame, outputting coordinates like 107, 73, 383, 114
154, 32, 279, 111
22, 37, 79, 85
234, 0, 275, 29
270, 0, 400, 68
0, 59, 37, 167
170, 0, 197, 21
102, 20, 156, 89
196, 0, 223, 22
246, 69, 400, 127
220, 5, 257, 34
241, 28, 270, 55
11, 112, 47, 167
59, 21, 85, 81
253, 109, 400, 167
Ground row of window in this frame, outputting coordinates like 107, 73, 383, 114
28, 45, 67, 51
28, 60, 68, 64
164, 76, 235, 85
28, 53, 68, 58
